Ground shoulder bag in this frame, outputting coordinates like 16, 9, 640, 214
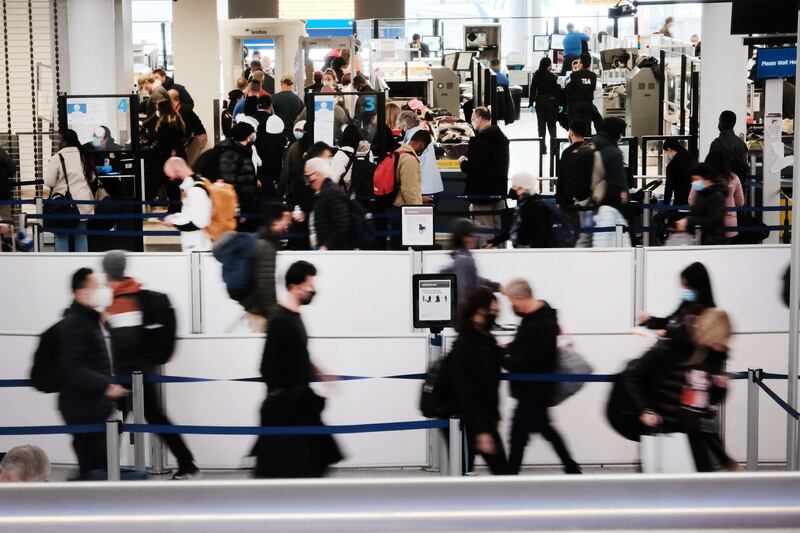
43, 154, 81, 229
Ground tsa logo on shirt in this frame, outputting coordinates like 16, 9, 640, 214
581, 78, 591, 85
68, 103, 87, 114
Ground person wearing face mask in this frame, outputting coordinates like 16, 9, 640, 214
194, 122, 260, 232
101, 251, 200, 480
255, 260, 343, 478
447, 288, 509, 475
674, 163, 727, 245
639, 262, 716, 344
663, 138, 695, 206
609, 308, 738, 471
162, 157, 212, 252
58, 267, 128, 480
321, 69, 338, 90
502, 278, 582, 475
305, 157, 351, 251
486, 173, 552, 249
460, 106, 510, 241
85, 126, 122, 152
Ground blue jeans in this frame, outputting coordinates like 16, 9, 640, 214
55, 221, 88, 253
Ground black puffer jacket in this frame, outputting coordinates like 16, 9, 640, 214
503, 302, 559, 404
57, 302, 114, 422
687, 182, 727, 245
448, 329, 503, 434
591, 132, 627, 190
462, 125, 510, 197
312, 178, 351, 250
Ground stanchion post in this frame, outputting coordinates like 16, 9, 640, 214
643, 190, 652, 247
615, 225, 624, 248
747, 368, 761, 471
426, 331, 444, 474
694, 225, 702, 246
448, 417, 463, 477
106, 414, 121, 481
32, 223, 40, 252
132, 371, 146, 471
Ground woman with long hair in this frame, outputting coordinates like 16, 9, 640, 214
155, 99, 187, 211
447, 287, 509, 474
639, 261, 716, 344
530, 57, 560, 153
44, 129, 97, 252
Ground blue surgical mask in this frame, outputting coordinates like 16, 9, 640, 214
665, 153, 673, 163
692, 181, 706, 192
681, 288, 697, 302
294, 130, 304, 141
92, 138, 102, 148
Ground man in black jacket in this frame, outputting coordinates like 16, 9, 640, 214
502, 278, 581, 475
194, 122, 260, 232
461, 106, 510, 238
58, 268, 128, 480
305, 157, 351, 250
708, 110, 748, 175
153, 68, 194, 111
556, 120, 593, 207
663, 138, 694, 206
565, 55, 596, 137
591, 117, 628, 204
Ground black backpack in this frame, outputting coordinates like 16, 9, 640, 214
136, 290, 177, 366
30, 321, 63, 393
544, 202, 577, 248
419, 354, 455, 419
349, 155, 377, 202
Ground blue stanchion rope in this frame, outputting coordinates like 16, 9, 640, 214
756, 378, 800, 421
123, 419, 449, 436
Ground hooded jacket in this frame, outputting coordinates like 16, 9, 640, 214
461, 125, 510, 197
591, 132, 627, 191
194, 139, 259, 219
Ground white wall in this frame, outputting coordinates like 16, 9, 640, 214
173, 0, 220, 149
699, 3, 748, 159
67, 0, 119, 94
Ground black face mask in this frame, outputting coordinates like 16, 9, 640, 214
507, 188, 518, 201
300, 290, 316, 306
485, 313, 498, 330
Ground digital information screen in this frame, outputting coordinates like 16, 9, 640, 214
412, 273, 457, 330
756, 47, 797, 80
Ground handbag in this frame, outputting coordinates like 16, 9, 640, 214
550, 336, 593, 406
640, 433, 697, 474
42, 154, 81, 229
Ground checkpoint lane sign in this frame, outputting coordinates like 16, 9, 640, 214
412, 273, 457, 330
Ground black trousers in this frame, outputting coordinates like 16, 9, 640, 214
567, 101, 594, 137
535, 97, 558, 147
63, 413, 107, 480
688, 431, 732, 472
508, 398, 580, 475
441, 423, 510, 475
121, 379, 195, 471
561, 55, 579, 76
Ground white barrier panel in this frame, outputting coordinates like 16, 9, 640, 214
163, 334, 430, 468
0, 331, 790, 468
424, 249, 636, 334
0, 253, 194, 335
199, 251, 415, 336
643, 245, 790, 333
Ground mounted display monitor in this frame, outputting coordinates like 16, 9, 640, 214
550, 33, 565, 51
756, 47, 798, 80
63, 96, 132, 151
412, 273, 457, 330
533, 35, 551, 52
731, 0, 798, 35
422, 36, 443, 54
454, 51, 474, 72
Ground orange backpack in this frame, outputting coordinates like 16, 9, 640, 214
198, 178, 238, 241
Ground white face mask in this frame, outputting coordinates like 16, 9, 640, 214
294, 130, 304, 140
90, 286, 114, 311
323, 80, 335, 87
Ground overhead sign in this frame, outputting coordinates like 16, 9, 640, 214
756, 47, 798, 80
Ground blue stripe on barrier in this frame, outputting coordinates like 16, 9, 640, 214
123, 419, 449, 436
756, 378, 800, 421
29, 213, 169, 220
0, 423, 105, 436
0, 199, 35, 206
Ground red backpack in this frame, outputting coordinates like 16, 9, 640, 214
373, 150, 414, 205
